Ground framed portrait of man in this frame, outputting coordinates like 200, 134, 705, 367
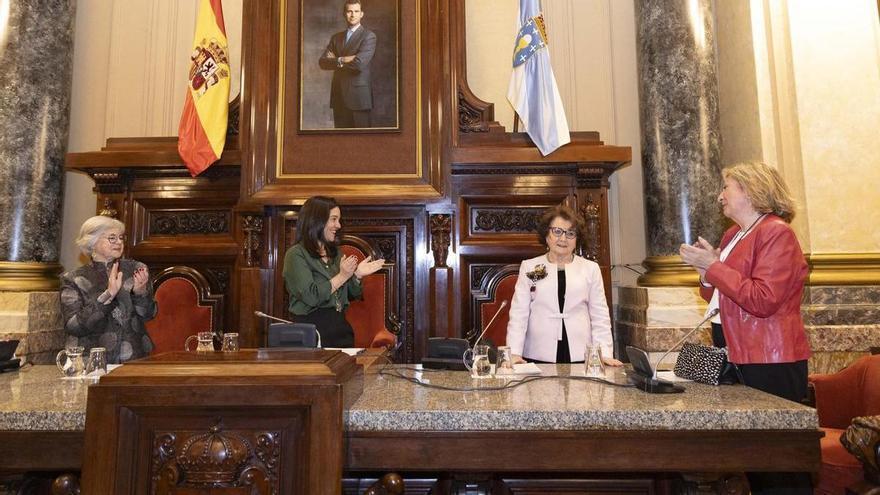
299, 0, 400, 132
242, 0, 435, 200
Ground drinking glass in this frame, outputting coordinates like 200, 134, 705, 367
584, 344, 606, 378
495, 346, 514, 374
185, 331, 215, 352
463, 344, 493, 378
221, 332, 240, 352
86, 347, 108, 376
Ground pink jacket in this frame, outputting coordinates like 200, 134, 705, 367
700, 215, 811, 364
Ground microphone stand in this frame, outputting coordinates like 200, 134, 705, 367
254, 311, 293, 324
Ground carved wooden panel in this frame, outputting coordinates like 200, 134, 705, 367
81, 353, 360, 494
104, 405, 307, 494
151, 420, 283, 494
149, 210, 231, 235
471, 207, 543, 234
131, 200, 238, 245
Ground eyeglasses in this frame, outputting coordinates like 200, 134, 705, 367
549, 227, 577, 239
102, 234, 125, 244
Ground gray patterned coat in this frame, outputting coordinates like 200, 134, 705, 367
59, 260, 158, 363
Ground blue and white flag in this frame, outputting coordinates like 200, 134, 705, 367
506, 0, 570, 156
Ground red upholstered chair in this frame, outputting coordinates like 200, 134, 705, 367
810, 354, 880, 495
339, 240, 399, 349
144, 267, 223, 354
469, 264, 519, 347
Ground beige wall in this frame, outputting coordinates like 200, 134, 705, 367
788, 0, 880, 253
716, 0, 880, 254
62, 0, 242, 271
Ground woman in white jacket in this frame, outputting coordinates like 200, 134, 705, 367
506, 205, 623, 365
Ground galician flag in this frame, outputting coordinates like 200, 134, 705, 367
178, 0, 230, 176
506, 0, 570, 156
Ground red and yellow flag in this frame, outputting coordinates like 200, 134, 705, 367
178, 0, 230, 177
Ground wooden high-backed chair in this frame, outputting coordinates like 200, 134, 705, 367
339, 237, 399, 349
469, 264, 519, 347
144, 266, 223, 354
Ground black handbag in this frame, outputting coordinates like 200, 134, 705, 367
673, 342, 740, 385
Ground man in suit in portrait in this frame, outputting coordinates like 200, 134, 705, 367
318, 0, 376, 128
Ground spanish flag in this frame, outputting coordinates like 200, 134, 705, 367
178, 0, 230, 177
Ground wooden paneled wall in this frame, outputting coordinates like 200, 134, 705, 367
67, 0, 631, 363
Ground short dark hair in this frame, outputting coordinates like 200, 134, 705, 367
296, 196, 340, 258
343, 0, 363, 12
536, 205, 586, 249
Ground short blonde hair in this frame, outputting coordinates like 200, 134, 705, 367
722, 161, 797, 223
75, 215, 125, 256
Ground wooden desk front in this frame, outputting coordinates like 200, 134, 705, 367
0, 362, 821, 492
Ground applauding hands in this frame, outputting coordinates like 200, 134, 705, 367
355, 255, 385, 279
679, 236, 720, 277
106, 262, 124, 298
338, 254, 385, 280
105, 262, 150, 301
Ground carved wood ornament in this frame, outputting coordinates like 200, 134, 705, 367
242, 215, 264, 268
430, 214, 451, 268
150, 419, 282, 494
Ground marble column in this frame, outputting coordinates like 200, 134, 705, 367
0, 0, 75, 290
0, 0, 75, 364
634, 0, 725, 286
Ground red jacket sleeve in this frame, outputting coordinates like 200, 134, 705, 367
704, 222, 806, 318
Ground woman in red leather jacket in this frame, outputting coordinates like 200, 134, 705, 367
680, 161, 811, 494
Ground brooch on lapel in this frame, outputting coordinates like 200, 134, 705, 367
525, 264, 547, 298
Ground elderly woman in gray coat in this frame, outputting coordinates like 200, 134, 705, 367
59, 215, 157, 363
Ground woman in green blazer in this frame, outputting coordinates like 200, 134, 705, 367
282, 196, 384, 347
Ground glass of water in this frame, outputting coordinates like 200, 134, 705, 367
584, 344, 606, 378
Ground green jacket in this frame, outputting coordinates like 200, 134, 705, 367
283, 244, 363, 315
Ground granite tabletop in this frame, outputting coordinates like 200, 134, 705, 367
0, 364, 819, 432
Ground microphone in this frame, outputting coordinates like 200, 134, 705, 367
255, 311, 322, 348
471, 300, 508, 347
652, 308, 720, 380
254, 311, 293, 324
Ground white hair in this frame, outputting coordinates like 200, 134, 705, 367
75, 215, 125, 256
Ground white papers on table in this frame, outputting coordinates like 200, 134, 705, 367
327, 348, 365, 356
494, 362, 542, 376
657, 371, 692, 383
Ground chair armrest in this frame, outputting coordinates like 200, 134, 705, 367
810, 372, 861, 429
369, 328, 397, 349
841, 415, 880, 485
